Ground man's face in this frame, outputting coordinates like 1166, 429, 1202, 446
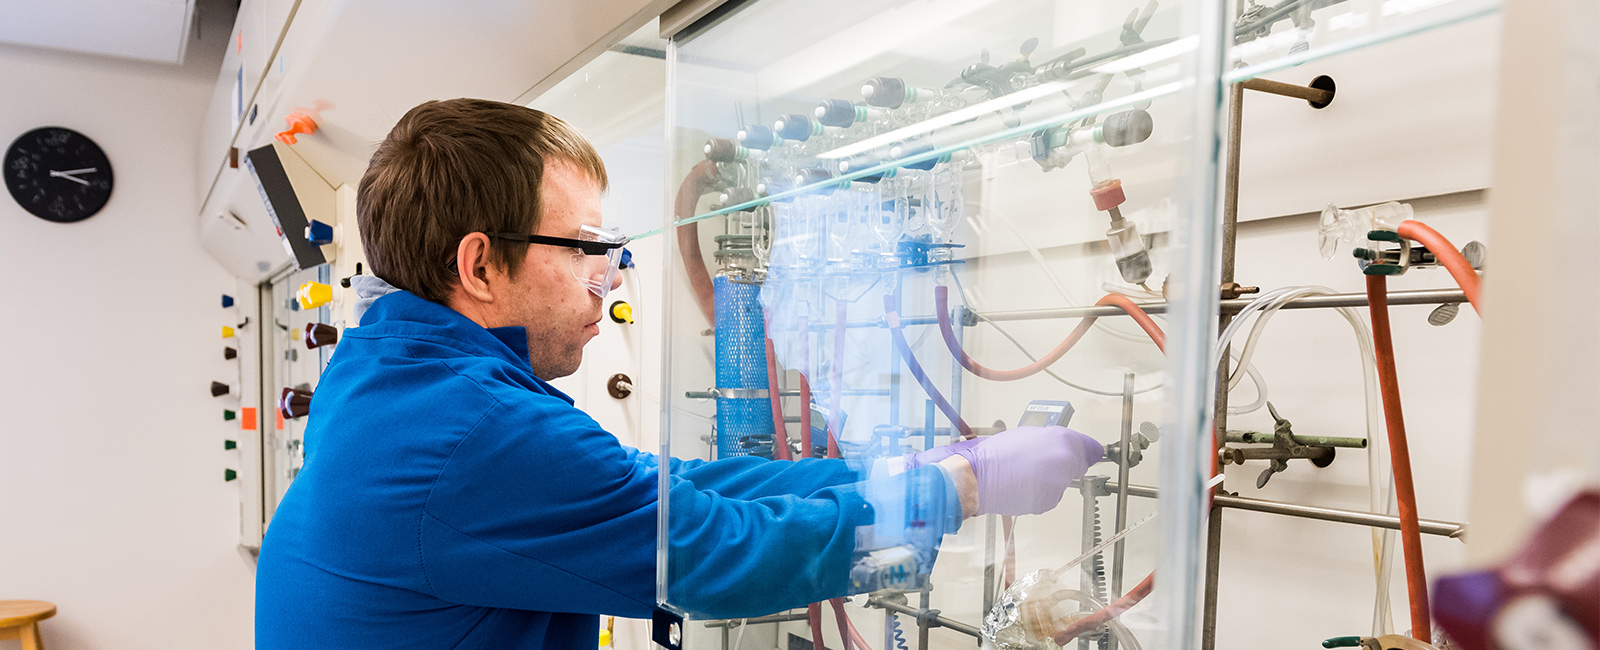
502, 160, 615, 380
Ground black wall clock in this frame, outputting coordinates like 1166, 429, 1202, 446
4, 127, 115, 223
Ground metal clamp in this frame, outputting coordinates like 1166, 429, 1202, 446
1218, 403, 1337, 488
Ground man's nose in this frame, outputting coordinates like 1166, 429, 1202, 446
610, 272, 623, 292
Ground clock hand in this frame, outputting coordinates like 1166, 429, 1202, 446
55, 167, 97, 175
49, 170, 91, 186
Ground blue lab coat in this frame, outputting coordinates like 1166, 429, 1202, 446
255, 289, 961, 650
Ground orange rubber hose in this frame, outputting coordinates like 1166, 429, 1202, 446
675, 160, 720, 325
1052, 574, 1155, 645
840, 600, 873, 650
1366, 274, 1432, 640
1396, 220, 1482, 316
829, 598, 855, 650
809, 603, 826, 650
935, 287, 1165, 381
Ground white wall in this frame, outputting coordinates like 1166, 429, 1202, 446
0, 10, 255, 649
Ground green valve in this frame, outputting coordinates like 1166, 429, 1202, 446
1323, 637, 1363, 648
1362, 264, 1405, 276
224, 440, 237, 450
1367, 230, 1402, 242
224, 469, 238, 482
223, 409, 237, 421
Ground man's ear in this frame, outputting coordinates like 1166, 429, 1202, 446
455, 232, 497, 305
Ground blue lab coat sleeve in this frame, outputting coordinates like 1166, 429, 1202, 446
631, 447, 873, 501
422, 389, 959, 620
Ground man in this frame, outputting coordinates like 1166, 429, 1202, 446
255, 98, 1103, 649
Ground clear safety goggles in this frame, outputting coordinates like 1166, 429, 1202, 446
492, 225, 630, 298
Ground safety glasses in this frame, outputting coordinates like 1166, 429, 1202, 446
491, 225, 630, 298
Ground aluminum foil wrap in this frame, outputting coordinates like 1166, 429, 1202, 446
983, 570, 1090, 650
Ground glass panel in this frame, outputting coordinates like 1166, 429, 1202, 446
528, 20, 669, 240
1226, 0, 1498, 81
660, 3, 1221, 650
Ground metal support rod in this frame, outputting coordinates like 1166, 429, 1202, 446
982, 514, 996, 625
1108, 373, 1135, 650
918, 585, 932, 650
1225, 431, 1368, 448
835, 289, 1467, 329
1204, 78, 1247, 650
1239, 77, 1335, 106
704, 612, 812, 629
779, 388, 892, 397
1078, 474, 1105, 650
866, 597, 982, 639
1100, 480, 1468, 538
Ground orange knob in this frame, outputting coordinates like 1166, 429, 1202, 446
275, 113, 318, 145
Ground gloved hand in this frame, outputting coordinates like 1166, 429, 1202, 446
902, 437, 981, 471
947, 426, 1104, 516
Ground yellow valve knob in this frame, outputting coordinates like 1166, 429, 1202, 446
297, 281, 334, 310
222, 325, 236, 338
609, 300, 634, 324
598, 630, 611, 647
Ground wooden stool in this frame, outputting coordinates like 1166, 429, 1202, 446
0, 601, 55, 650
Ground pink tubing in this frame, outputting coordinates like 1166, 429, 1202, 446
934, 286, 1166, 382
798, 316, 814, 458
828, 299, 847, 458
763, 312, 793, 461
884, 295, 976, 439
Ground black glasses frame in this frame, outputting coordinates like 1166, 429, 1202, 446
489, 233, 626, 256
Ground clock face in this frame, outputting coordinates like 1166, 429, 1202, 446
4, 127, 114, 223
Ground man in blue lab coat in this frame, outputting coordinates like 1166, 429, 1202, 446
254, 98, 1102, 650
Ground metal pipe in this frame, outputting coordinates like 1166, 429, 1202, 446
983, 514, 997, 622
1239, 77, 1335, 106
1078, 475, 1106, 650
917, 586, 932, 650
1109, 373, 1135, 650
1225, 431, 1368, 448
1204, 65, 1247, 650
704, 612, 812, 629
1100, 480, 1468, 539
834, 289, 1467, 329
865, 597, 982, 639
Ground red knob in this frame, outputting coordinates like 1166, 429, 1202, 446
275, 113, 318, 145
303, 323, 338, 349
279, 387, 313, 419
1089, 179, 1126, 211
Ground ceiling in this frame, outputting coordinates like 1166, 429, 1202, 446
0, 0, 198, 64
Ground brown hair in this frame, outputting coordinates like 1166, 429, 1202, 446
356, 98, 608, 303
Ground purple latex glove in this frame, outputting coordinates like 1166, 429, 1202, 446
949, 426, 1104, 516
902, 437, 982, 471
